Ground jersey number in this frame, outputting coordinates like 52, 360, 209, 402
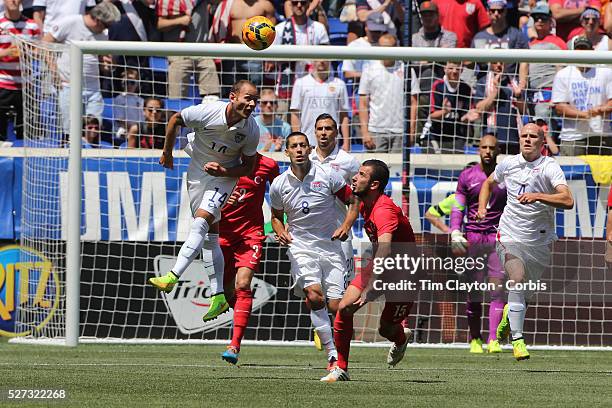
517, 184, 527, 195
301, 201, 310, 214
211, 141, 228, 154
237, 188, 247, 203
209, 187, 229, 205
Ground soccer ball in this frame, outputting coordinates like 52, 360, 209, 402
242, 16, 275, 51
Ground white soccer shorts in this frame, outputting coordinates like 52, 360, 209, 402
287, 249, 347, 300
496, 241, 551, 298
186, 161, 237, 222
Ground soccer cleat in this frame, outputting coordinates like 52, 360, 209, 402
313, 329, 323, 351
221, 346, 239, 365
497, 304, 510, 342
320, 366, 350, 382
387, 335, 410, 367
470, 338, 484, 354
487, 339, 502, 353
404, 327, 414, 343
202, 293, 230, 322
512, 338, 530, 361
148, 271, 178, 293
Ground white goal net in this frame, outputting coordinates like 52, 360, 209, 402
7, 38, 611, 348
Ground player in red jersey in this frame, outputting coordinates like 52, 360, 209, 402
219, 153, 279, 364
321, 159, 416, 382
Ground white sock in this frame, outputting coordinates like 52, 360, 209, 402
203, 234, 224, 295
172, 217, 209, 277
508, 290, 526, 340
310, 307, 337, 361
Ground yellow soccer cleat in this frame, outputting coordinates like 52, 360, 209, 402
470, 338, 484, 354
203, 293, 230, 322
497, 304, 510, 342
149, 271, 179, 293
512, 338, 530, 361
487, 339, 503, 353
313, 329, 323, 351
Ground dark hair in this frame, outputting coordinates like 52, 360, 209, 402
82, 115, 99, 127
143, 97, 165, 109
314, 113, 338, 130
285, 131, 310, 148
362, 159, 389, 192
230, 79, 256, 95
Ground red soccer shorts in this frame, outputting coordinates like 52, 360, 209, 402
349, 273, 411, 325
220, 234, 265, 285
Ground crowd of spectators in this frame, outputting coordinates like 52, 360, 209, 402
0, 0, 611, 155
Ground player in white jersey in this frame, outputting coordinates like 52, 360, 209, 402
309, 113, 360, 352
270, 132, 359, 375
150, 80, 260, 322
477, 123, 574, 361
310, 113, 360, 286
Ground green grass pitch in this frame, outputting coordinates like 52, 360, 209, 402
2, 343, 612, 407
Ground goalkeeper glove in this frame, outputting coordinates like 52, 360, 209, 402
450, 230, 468, 258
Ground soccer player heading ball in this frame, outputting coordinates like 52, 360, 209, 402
150, 80, 261, 323
477, 123, 574, 361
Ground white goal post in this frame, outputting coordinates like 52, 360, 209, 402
11, 40, 612, 347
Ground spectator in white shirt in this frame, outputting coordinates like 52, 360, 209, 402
43, 2, 121, 137
358, 33, 407, 152
552, 36, 612, 155
33, 0, 95, 34
290, 60, 351, 150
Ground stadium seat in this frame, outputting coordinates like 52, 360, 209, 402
102, 98, 114, 120
164, 98, 199, 113
328, 18, 348, 46
149, 56, 168, 72
351, 143, 365, 152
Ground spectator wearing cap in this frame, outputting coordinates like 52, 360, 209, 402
433, 0, 490, 48
552, 36, 612, 155
356, 0, 403, 38
472, 0, 529, 93
0, 0, 41, 141
474, 60, 526, 154
342, 12, 387, 80
43, 2, 121, 138
529, 3, 567, 127
549, 0, 601, 41
358, 33, 416, 152
411, 1, 457, 141
567, 7, 612, 49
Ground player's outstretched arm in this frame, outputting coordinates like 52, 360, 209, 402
160, 112, 184, 170
476, 174, 497, 220
518, 184, 574, 209
271, 207, 292, 245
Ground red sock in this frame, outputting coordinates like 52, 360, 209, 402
333, 310, 354, 371
230, 289, 252, 350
